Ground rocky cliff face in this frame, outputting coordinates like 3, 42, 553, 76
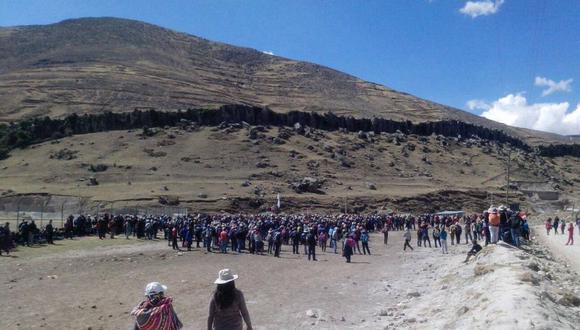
2, 105, 578, 159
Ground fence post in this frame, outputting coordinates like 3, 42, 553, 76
40, 202, 44, 228
61, 202, 65, 228
16, 199, 21, 228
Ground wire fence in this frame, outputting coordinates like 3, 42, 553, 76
0, 205, 190, 229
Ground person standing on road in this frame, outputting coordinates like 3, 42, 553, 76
553, 217, 560, 235
403, 229, 414, 251
440, 226, 448, 254
565, 223, 574, 245
343, 234, 355, 263
64, 216, 74, 239
560, 220, 566, 235
290, 227, 300, 254
132, 282, 182, 330
545, 218, 552, 236
420, 222, 431, 248
273, 229, 282, 258
489, 208, 500, 244
219, 228, 228, 254
0, 222, 13, 256
432, 226, 440, 248
455, 221, 462, 245
361, 229, 371, 255
171, 226, 180, 251
382, 222, 389, 246
207, 269, 253, 330
509, 214, 521, 247
45, 220, 54, 245
307, 227, 317, 261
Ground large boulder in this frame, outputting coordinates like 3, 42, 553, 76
159, 195, 179, 206
291, 177, 325, 194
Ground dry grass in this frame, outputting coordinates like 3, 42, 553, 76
0, 125, 578, 213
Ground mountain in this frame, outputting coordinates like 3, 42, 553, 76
0, 17, 573, 145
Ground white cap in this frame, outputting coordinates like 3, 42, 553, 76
214, 269, 238, 284
144, 282, 167, 296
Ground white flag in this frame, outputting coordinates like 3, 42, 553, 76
277, 193, 281, 208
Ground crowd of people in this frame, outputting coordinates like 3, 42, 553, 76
544, 216, 578, 245
0, 204, 556, 261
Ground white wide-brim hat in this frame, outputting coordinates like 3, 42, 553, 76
214, 268, 238, 284
145, 282, 167, 296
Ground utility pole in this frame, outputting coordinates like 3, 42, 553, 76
505, 148, 511, 206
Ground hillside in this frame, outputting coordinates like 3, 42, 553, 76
0, 120, 578, 215
0, 17, 573, 145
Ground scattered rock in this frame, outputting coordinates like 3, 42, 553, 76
256, 161, 270, 168
456, 306, 469, 316
306, 309, 318, 318
406, 291, 421, 298
278, 128, 294, 140
272, 137, 286, 145
88, 164, 108, 172
143, 148, 167, 158
87, 177, 99, 186
158, 195, 179, 206
157, 139, 176, 147
557, 293, 580, 307
473, 264, 495, 277
291, 177, 325, 194
50, 148, 78, 160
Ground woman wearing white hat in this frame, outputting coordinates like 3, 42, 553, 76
131, 282, 183, 330
207, 269, 253, 330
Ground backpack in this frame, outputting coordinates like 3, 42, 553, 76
307, 233, 316, 245
361, 233, 369, 243
510, 216, 520, 229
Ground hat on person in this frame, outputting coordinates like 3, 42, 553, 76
214, 269, 238, 284
144, 282, 167, 296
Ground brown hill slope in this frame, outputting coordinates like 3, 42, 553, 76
0, 123, 578, 215
0, 17, 572, 145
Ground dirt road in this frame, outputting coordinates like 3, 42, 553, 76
534, 225, 580, 274
0, 232, 427, 330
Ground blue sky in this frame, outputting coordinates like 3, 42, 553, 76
1, 0, 578, 133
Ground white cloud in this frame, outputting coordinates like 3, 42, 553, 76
534, 76, 573, 96
473, 93, 580, 135
466, 99, 490, 111
459, 0, 504, 18
262, 50, 274, 56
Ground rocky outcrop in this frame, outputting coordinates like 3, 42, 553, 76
1, 105, 578, 159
